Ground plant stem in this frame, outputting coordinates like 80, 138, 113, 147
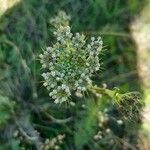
89, 85, 122, 104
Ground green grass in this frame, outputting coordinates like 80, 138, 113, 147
142, 89, 150, 133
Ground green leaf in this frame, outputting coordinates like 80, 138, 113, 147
75, 99, 99, 149
0, 95, 15, 126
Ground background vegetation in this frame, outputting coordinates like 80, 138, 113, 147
0, 0, 149, 149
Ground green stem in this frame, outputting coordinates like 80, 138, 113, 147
89, 85, 122, 104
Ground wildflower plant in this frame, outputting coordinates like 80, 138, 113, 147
39, 11, 143, 129
39, 11, 103, 103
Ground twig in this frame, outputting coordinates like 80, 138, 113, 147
113, 133, 137, 150
44, 111, 73, 124
15, 121, 38, 144
29, 103, 73, 124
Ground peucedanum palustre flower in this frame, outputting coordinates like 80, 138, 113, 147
39, 11, 103, 104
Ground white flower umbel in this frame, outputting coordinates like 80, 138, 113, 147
40, 11, 103, 104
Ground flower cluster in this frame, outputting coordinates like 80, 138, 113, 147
93, 110, 124, 149
41, 134, 65, 150
40, 11, 103, 103
50, 11, 70, 28
116, 92, 143, 120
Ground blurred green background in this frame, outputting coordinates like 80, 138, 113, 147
0, 0, 150, 149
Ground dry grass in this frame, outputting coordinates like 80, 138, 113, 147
131, 1, 150, 148
138, 133, 150, 150
131, 0, 150, 88
0, 0, 20, 16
